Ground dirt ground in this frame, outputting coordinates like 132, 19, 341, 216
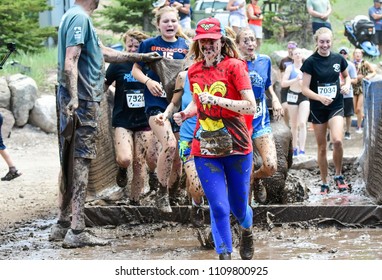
1, 123, 381, 261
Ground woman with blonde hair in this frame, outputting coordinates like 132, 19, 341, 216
132, 6, 189, 213
301, 27, 351, 194
174, 18, 257, 260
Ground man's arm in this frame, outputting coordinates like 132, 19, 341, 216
64, 45, 82, 115
101, 43, 161, 63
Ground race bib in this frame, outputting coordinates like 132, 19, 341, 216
253, 98, 263, 119
160, 82, 167, 98
317, 82, 337, 99
125, 90, 145, 108
287, 92, 298, 103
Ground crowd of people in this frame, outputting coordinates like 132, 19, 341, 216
38, 0, 379, 259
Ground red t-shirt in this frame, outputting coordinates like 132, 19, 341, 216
248, 4, 262, 27
188, 57, 253, 157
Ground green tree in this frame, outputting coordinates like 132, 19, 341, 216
262, 0, 311, 47
0, 0, 56, 53
98, 0, 157, 34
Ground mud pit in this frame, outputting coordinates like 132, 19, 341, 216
1, 124, 382, 260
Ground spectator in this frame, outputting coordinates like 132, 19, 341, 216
338, 46, 357, 140
301, 27, 351, 195
0, 113, 22, 181
306, 0, 332, 34
172, 1, 192, 31
174, 18, 257, 260
132, 6, 189, 213
227, 0, 247, 34
279, 41, 298, 125
369, 0, 382, 56
246, 0, 263, 51
281, 48, 310, 156
104, 29, 160, 205
353, 48, 376, 134
50, 0, 161, 248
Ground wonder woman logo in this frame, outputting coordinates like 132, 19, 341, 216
200, 24, 215, 30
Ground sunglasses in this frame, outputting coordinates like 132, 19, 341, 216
340, 51, 347, 55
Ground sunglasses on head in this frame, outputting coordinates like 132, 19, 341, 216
340, 51, 347, 55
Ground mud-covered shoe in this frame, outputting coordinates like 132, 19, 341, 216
62, 229, 111, 249
320, 184, 330, 195
334, 175, 350, 192
219, 253, 231, 260
191, 204, 204, 228
116, 167, 128, 188
156, 191, 172, 213
49, 223, 70, 241
239, 227, 254, 260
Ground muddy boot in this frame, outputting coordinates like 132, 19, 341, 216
116, 167, 128, 188
219, 253, 231, 260
49, 222, 70, 241
239, 227, 254, 260
62, 229, 111, 249
191, 201, 205, 228
156, 186, 172, 213
148, 171, 159, 193
169, 176, 187, 206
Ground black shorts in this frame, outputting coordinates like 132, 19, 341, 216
146, 106, 180, 133
310, 98, 344, 124
343, 98, 354, 117
280, 87, 289, 103
286, 90, 309, 105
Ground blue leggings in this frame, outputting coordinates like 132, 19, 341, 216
194, 153, 253, 254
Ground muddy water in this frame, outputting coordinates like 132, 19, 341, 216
1, 215, 382, 260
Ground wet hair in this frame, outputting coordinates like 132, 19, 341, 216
235, 28, 255, 45
189, 33, 241, 62
122, 29, 150, 44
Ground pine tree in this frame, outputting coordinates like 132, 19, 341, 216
0, 0, 56, 53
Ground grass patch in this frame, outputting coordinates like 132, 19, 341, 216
0, 47, 57, 94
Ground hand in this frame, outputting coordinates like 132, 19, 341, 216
272, 100, 284, 121
320, 96, 333, 106
173, 112, 184, 126
199, 92, 217, 105
141, 52, 162, 62
146, 79, 164, 97
66, 97, 79, 116
154, 113, 167, 126
340, 85, 350, 94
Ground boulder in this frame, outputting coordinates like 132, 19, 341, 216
29, 95, 57, 133
0, 76, 11, 109
7, 74, 38, 127
0, 108, 15, 138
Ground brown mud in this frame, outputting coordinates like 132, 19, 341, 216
1, 123, 381, 260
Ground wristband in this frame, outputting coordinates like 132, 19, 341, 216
144, 78, 151, 86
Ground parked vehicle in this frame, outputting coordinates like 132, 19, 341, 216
192, 0, 229, 27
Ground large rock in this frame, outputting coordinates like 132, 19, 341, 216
0, 76, 11, 109
7, 74, 38, 127
29, 95, 57, 133
0, 108, 15, 138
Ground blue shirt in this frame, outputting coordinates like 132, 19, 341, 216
246, 54, 272, 133
137, 36, 189, 113
179, 74, 197, 142
369, 6, 382, 31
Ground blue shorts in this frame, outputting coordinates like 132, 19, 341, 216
58, 86, 100, 159
178, 140, 193, 164
0, 113, 5, 150
252, 126, 272, 139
